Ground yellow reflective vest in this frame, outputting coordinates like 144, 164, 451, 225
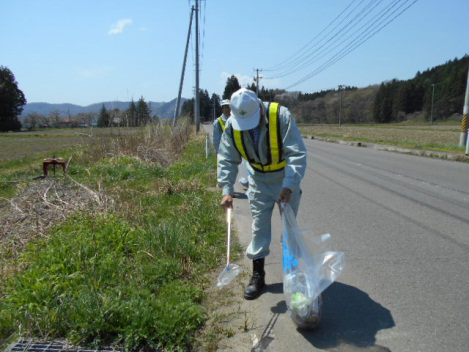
232, 102, 286, 173
217, 117, 226, 132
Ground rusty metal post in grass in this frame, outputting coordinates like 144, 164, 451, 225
43, 158, 66, 177
460, 66, 469, 147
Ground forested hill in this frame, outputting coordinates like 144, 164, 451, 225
21, 99, 184, 120
279, 54, 468, 124
373, 55, 469, 123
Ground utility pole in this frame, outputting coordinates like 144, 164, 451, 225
338, 85, 345, 126
460, 66, 469, 148
173, 6, 194, 127
430, 83, 436, 125
254, 68, 262, 96
194, 0, 200, 134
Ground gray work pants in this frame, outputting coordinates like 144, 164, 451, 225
246, 177, 301, 259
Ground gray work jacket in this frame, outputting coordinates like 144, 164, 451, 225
212, 114, 228, 153
217, 102, 307, 196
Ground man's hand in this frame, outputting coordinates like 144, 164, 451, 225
277, 187, 292, 205
220, 195, 234, 211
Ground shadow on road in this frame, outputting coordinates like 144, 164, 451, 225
265, 282, 284, 295
300, 282, 395, 351
251, 299, 288, 352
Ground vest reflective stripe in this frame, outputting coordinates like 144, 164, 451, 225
232, 103, 286, 173
217, 117, 226, 131
269, 102, 280, 165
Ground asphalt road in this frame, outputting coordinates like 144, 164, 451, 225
203, 124, 469, 352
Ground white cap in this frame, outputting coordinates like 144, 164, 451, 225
229, 88, 260, 131
221, 99, 230, 106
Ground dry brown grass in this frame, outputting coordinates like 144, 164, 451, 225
0, 177, 112, 282
0, 120, 194, 284
299, 124, 464, 152
0, 124, 191, 163
74, 122, 192, 167
0, 135, 87, 162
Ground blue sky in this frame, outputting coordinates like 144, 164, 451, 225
1, 0, 468, 106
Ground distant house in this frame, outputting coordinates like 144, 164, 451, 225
57, 118, 74, 128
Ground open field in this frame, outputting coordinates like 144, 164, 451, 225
299, 123, 466, 154
0, 134, 87, 162
0, 128, 142, 162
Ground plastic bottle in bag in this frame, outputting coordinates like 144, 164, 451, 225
281, 203, 344, 329
284, 270, 322, 329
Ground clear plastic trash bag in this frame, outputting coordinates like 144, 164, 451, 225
281, 203, 345, 329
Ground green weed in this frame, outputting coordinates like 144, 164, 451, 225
0, 131, 232, 351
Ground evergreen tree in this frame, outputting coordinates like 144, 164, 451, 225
136, 96, 151, 126
97, 104, 111, 127
210, 93, 221, 120
373, 83, 389, 123
246, 83, 257, 93
0, 66, 26, 131
258, 86, 275, 101
199, 89, 212, 122
223, 75, 241, 99
126, 99, 137, 127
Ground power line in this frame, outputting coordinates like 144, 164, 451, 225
284, 0, 419, 90
285, 0, 417, 89
268, 0, 387, 79
262, 0, 418, 90
264, 0, 362, 72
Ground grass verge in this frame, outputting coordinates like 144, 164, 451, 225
0, 123, 241, 351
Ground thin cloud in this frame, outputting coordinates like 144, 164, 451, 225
108, 19, 133, 35
77, 66, 111, 80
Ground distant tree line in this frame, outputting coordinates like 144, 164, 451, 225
373, 55, 469, 123
20, 97, 158, 130
180, 74, 242, 122
180, 74, 288, 123
181, 89, 219, 123
1, 64, 161, 131
97, 96, 156, 127
23, 110, 96, 130
3, 55, 468, 132
298, 86, 357, 102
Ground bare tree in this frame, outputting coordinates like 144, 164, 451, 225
24, 112, 41, 130
49, 110, 61, 128
85, 112, 96, 127
38, 114, 50, 128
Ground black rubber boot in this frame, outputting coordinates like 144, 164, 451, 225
244, 258, 265, 300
